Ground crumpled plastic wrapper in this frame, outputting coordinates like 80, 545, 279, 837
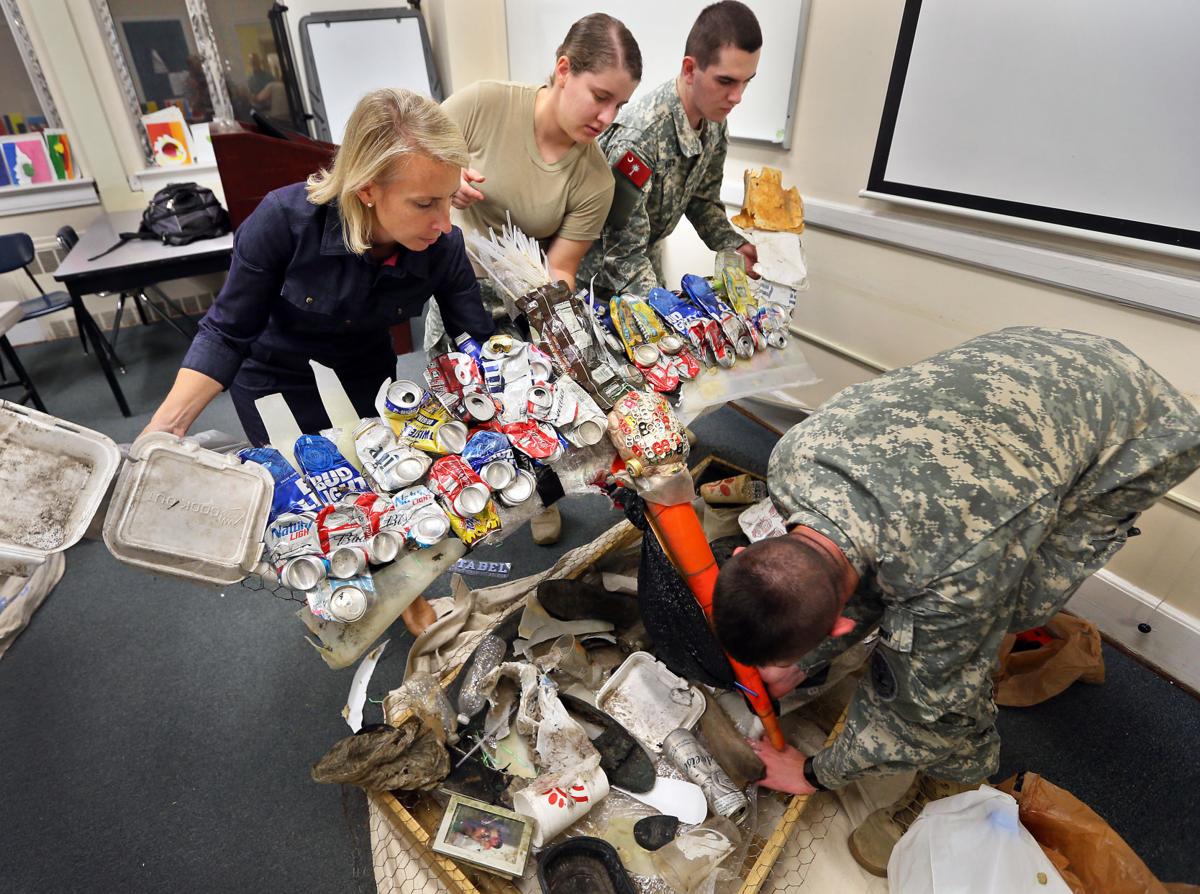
477, 660, 602, 798
311, 717, 449, 792
382, 671, 459, 745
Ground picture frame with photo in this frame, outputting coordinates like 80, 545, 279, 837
432, 794, 533, 880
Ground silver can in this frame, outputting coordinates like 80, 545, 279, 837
367, 530, 404, 564
632, 342, 661, 367
479, 459, 517, 490
328, 545, 368, 579
662, 728, 749, 824
498, 468, 536, 506
410, 511, 450, 547
463, 391, 497, 422
384, 379, 424, 416
453, 482, 491, 517
435, 420, 469, 454
328, 584, 369, 623
279, 554, 327, 591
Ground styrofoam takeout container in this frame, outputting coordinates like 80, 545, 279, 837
0, 401, 122, 566
102, 432, 274, 584
596, 651, 705, 754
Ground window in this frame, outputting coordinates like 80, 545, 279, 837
96, 0, 303, 167
0, 0, 84, 191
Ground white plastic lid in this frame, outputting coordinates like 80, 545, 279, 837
102, 432, 274, 585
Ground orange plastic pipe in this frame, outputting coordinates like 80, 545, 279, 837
644, 500, 786, 751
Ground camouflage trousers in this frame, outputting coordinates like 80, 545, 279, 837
811, 386, 1200, 788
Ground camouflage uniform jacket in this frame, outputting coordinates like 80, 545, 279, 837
576, 78, 746, 298
767, 327, 1200, 788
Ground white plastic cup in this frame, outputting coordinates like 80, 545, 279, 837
513, 766, 609, 847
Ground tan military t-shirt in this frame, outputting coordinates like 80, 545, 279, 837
442, 80, 614, 245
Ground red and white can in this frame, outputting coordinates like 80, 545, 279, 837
501, 420, 561, 460
428, 455, 491, 517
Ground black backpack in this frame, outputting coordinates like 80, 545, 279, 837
89, 182, 231, 260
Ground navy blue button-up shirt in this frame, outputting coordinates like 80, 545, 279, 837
182, 182, 494, 391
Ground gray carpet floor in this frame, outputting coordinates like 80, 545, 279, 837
1, 320, 1197, 891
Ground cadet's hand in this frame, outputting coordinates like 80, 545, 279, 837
736, 241, 760, 278
747, 739, 817, 795
452, 168, 486, 209
757, 664, 807, 698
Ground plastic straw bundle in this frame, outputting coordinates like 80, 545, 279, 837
466, 213, 551, 319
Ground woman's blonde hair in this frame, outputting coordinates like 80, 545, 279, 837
306, 88, 468, 255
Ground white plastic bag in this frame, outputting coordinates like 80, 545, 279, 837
888, 786, 1072, 893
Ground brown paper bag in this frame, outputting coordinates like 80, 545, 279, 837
996, 773, 1199, 894
994, 612, 1105, 707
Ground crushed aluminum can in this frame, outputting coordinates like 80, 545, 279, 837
453, 332, 484, 365
554, 376, 607, 447
377, 378, 426, 436
444, 500, 502, 547
389, 485, 452, 547
482, 334, 515, 360
398, 393, 468, 455
527, 343, 555, 382
463, 391, 498, 422
366, 529, 404, 564
328, 577, 374, 623
480, 357, 504, 395
682, 274, 754, 360
328, 545, 368, 579
265, 511, 321, 564
316, 503, 369, 555
425, 352, 484, 419
293, 434, 370, 504
498, 468, 536, 506
461, 430, 518, 488
277, 553, 328, 591
500, 419, 561, 460
353, 419, 430, 491
428, 455, 491, 517
663, 728, 749, 824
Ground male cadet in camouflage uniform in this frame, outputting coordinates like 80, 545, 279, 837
576, 1, 761, 298
712, 327, 1200, 876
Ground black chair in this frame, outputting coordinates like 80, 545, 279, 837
56, 224, 153, 352
1, 232, 75, 328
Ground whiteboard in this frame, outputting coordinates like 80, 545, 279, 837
299, 10, 442, 144
504, 0, 810, 146
868, 0, 1200, 253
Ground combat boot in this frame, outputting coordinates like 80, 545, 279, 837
848, 774, 982, 877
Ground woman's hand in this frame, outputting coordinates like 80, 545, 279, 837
451, 168, 486, 209
757, 664, 807, 698
141, 368, 224, 441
